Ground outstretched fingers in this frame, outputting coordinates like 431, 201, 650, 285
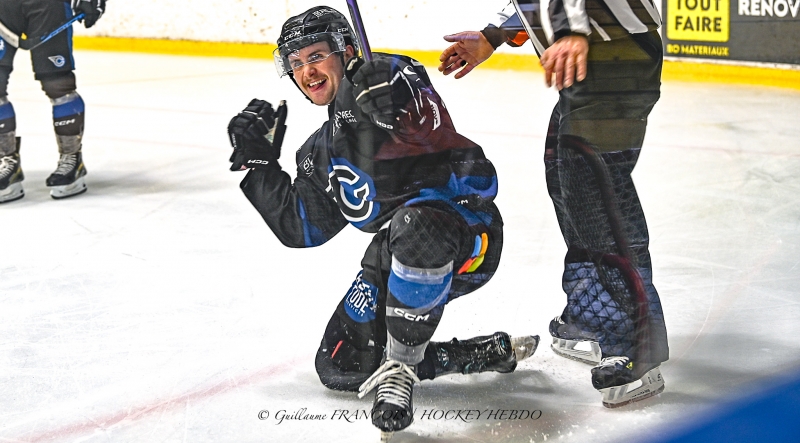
438, 31, 491, 79
439, 43, 462, 75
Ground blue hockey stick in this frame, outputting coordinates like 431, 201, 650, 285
22, 13, 85, 50
345, 0, 372, 61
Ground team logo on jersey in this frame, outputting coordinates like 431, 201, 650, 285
48, 55, 66, 68
343, 271, 378, 323
328, 157, 380, 227
300, 153, 314, 176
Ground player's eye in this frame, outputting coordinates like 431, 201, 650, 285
288, 51, 336, 72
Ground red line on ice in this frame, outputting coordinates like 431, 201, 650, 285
14, 356, 306, 443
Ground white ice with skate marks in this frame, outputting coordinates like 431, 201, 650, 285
1, 49, 800, 443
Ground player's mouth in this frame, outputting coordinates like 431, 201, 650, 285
306, 78, 327, 93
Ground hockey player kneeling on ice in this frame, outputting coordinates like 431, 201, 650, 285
226, 6, 540, 438
0, 0, 106, 202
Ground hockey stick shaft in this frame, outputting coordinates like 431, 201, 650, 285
0, 19, 20, 48
21, 13, 85, 51
1, 13, 85, 50
345, 0, 372, 61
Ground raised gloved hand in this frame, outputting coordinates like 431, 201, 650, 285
227, 99, 288, 171
72, 0, 106, 28
347, 57, 419, 120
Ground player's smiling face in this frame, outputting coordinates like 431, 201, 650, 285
291, 42, 354, 106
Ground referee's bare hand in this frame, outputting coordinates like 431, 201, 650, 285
540, 35, 589, 90
439, 31, 495, 79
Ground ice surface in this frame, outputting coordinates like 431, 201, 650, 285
1, 50, 799, 443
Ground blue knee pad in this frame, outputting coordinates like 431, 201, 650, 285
388, 258, 452, 312
385, 258, 453, 364
0, 99, 15, 155
52, 92, 85, 137
0, 99, 15, 134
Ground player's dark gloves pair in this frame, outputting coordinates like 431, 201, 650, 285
72, 0, 106, 28
227, 99, 288, 171
346, 57, 419, 125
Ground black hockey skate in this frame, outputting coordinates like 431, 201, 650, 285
591, 356, 664, 408
430, 332, 539, 376
0, 138, 24, 204
46, 152, 87, 199
358, 359, 420, 437
549, 315, 601, 365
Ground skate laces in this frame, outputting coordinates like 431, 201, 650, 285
0, 155, 17, 178
53, 154, 77, 175
357, 360, 420, 408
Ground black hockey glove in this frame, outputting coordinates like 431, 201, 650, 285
347, 57, 419, 120
72, 0, 106, 29
227, 99, 288, 171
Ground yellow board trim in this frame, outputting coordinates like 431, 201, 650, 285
73, 36, 800, 91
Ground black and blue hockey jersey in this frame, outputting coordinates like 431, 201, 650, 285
240, 53, 498, 248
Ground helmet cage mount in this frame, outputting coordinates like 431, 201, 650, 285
274, 32, 347, 78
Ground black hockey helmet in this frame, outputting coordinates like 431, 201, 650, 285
274, 6, 361, 79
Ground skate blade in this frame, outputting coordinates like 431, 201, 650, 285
551, 338, 601, 365
380, 431, 393, 442
0, 182, 24, 203
49, 176, 87, 199
600, 367, 665, 408
511, 335, 540, 361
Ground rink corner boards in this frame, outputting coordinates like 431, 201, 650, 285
73, 36, 800, 92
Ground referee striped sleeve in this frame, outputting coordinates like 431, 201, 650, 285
492, 0, 661, 48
